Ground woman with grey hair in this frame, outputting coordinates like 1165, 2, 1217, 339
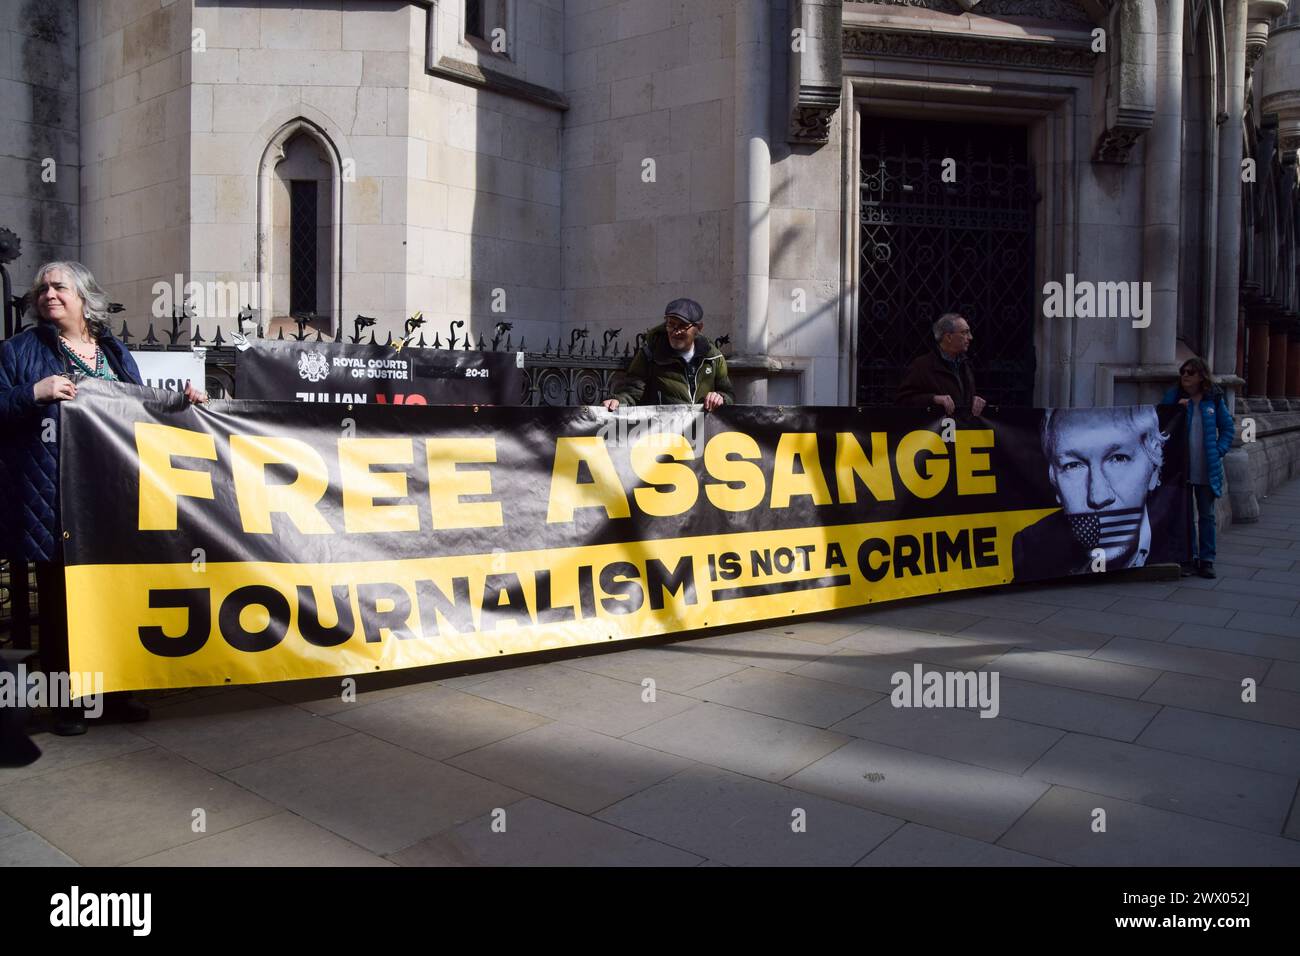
0, 262, 204, 734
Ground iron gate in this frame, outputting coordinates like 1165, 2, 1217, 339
857, 118, 1037, 407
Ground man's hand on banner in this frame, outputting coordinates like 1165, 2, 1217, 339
972, 396, 987, 416
703, 392, 725, 411
933, 394, 956, 416
184, 381, 209, 405
602, 398, 620, 411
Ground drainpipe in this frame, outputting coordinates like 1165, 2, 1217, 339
733, 0, 772, 404
1140, 0, 1184, 368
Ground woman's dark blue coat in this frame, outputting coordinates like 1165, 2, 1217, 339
0, 322, 141, 562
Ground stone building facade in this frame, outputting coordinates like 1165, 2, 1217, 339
1, 0, 1298, 511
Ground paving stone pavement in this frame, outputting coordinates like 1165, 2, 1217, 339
4, 480, 1300, 867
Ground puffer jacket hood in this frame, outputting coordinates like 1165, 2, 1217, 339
0, 322, 142, 562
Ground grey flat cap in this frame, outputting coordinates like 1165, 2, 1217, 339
664, 298, 703, 325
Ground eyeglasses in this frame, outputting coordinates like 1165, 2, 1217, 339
665, 319, 698, 334
1180, 369, 1199, 377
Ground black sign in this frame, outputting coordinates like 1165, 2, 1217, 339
235, 340, 523, 405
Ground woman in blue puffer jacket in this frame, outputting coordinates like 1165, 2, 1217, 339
1161, 357, 1235, 579
0, 261, 204, 735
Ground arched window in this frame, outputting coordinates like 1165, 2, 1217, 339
257, 119, 342, 337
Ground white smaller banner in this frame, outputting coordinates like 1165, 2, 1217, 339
130, 350, 206, 394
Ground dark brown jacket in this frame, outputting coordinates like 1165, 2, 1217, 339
896, 346, 977, 409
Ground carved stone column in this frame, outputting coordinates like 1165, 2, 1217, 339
1247, 0, 1290, 80
734, 0, 772, 404
787, 0, 843, 146
1246, 308, 1272, 406
1216, 0, 1249, 376
1141, 0, 1184, 367
1268, 318, 1291, 407
1260, 4, 1300, 167
1237, 304, 1248, 379
1093, 0, 1158, 163
1287, 327, 1300, 400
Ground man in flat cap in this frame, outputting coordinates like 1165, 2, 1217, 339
603, 298, 734, 410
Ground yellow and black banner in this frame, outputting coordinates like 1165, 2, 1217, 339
59, 382, 1187, 692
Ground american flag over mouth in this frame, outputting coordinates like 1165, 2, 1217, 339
1066, 507, 1144, 550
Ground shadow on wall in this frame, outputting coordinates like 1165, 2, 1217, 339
6, 0, 80, 295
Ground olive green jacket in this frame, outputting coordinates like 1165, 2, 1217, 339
608, 326, 736, 406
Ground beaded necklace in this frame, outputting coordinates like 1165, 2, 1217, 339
60, 338, 118, 381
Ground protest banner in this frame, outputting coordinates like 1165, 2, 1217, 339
59, 383, 1187, 691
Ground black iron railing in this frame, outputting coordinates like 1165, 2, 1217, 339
108, 311, 728, 406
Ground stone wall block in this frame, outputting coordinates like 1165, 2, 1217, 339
565, 84, 612, 126
525, 160, 561, 208
408, 177, 448, 229
563, 121, 596, 169
567, 4, 622, 53
345, 133, 409, 179
426, 143, 478, 191
259, 5, 342, 51
360, 49, 415, 88
300, 85, 361, 135
121, 3, 180, 75
196, 3, 261, 49
562, 163, 615, 225
689, 145, 730, 213
191, 48, 239, 85
770, 207, 816, 279
674, 210, 724, 284
502, 115, 560, 167
593, 108, 669, 164
611, 74, 653, 119
447, 184, 487, 234
343, 175, 382, 224
214, 174, 254, 225
137, 51, 182, 102
190, 174, 216, 224
651, 56, 731, 110
341, 4, 410, 52
531, 3, 564, 50
421, 228, 468, 279
669, 98, 722, 152
446, 99, 503, 155
212, 82, 300, 133
237, 49, 362, 87
618, 0, 671, 41
101, 0, 158, 38
613, 145, 690, 220
564, 48, 604, 91
813, 208, 839, 282
190, 132, 249, 176
563, 219, 656, 288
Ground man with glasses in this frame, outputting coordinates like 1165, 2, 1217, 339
602, 298, 734, 410
896, 313, 987, 416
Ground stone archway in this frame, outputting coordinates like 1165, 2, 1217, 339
256, 118, 343, 336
